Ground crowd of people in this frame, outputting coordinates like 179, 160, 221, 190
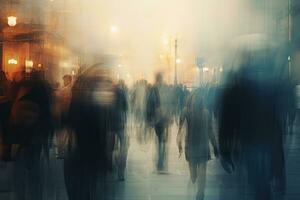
0, 37, 298, 200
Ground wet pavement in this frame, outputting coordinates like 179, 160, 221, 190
0, 120, 300, 200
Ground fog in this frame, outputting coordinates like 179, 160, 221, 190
62, 1, 270, 81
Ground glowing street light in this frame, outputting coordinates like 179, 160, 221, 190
203, 67, 209, 72
8, 58, 18, 65
176, 58, 181, 64
7, 16, 17, 26
25, 60, 33, 68
110, 25, 119, 33
163, 39, 169, 45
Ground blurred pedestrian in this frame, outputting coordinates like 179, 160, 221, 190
177, 88, 218, 200
146, 73, 171, 172
219, 35, 287, 200
65, 64, 117, 200
113, 79, 129, 181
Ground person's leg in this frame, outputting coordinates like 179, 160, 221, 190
160, 123, 168, 171
288, 109, 296, 135
82, 164, 98, 200
116, 130, 128, 180
188, 162, 197, 184
196, 162, 207, 200
248, 166, 272, 200
154, 123, 163, 171
254, 181, 271, 200
13, 155, 26, 200
64, 156, 81, 200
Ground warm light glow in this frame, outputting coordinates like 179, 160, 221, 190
176, 58, 181, 64
72, 70, 76, 75
7, 16, 17, 27
110, 25, 119, 33
203, 67, 209, 72
38, 64, 42, 67
163, 39, 169, 45
8, 59, 18, 65
25, 60, 34, 68
118, 64, 122, 68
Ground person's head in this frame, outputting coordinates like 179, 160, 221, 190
63, 75, 72, 87
155, 73, 163, 84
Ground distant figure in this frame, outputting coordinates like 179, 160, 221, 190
0, 71, 10, 99
177, 88, 218, 200
146, 73, 171, 172
56, 74, 73, 120
131, 80, 149, 143
55, 74, 73, 158
219, 35, 287, 200
10, 70, 25, 99
113, 79, 129, 180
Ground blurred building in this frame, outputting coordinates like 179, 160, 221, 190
0, 0, 80, 83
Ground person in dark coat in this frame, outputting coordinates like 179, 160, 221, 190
64, 64, 117, 200
9, 71, 54, 200
219, 35, 287, 200
113, 80, 129, 181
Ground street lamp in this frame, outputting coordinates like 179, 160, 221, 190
25, 60, 33, 73
25, 60, 33, 68
8, 58, 18, 65
174, 38, 178, 85
203, 67, 209, 72
110, 25, 119, 33
7, 16, 17, 26
176, 58, 181, 64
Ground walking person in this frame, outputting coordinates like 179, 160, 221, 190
113, 80, 129, 181
9, 71, 54, 200
177, 88, 218, 200
64, 64, 116, 200
146, 73, 172, 172
219, 35, 287, 200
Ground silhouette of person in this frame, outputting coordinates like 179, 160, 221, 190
177, 88, 218, 200
9, 70, 54, 200
64, 64, 117, 200
146, 73, 171, 172
113, 80, 129, 180
219, 35, 287, 200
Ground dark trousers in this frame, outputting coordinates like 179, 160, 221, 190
64, 154, 102, 200
154, 120, 168, 171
